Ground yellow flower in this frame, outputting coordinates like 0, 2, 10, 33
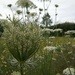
4, 65, 7, 67
23, 72, 25, 74
2, 50, 7, 53
42, 50, 45, 53
2, 61, 7, 65
1, 56, 5, 60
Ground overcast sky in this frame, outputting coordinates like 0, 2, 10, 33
0, 0, 75, 24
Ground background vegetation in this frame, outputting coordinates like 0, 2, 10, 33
0, 0, 75, 75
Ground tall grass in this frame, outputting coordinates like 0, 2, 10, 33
0, 37, 75, 75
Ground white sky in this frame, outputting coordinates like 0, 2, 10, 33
0, 0, 75, 24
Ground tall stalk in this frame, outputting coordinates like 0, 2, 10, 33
43, 0, 45, 14
20, 62, 24, 75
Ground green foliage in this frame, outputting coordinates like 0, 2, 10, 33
0, 24, 4, 37
0, 39, 18, 75
41, 13, 52, 27
50, 22, 75, 32
1, 0, 75, 75
3, 15, 42, 75
1, 35, 75, 75
26, 52, 56, 75
26, 37, 75, 75
3, 21, 42, 62
49, 22, 75, 36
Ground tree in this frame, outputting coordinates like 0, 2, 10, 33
41, 12, 52, 28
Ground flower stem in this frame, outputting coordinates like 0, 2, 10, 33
20, 62, 24, 75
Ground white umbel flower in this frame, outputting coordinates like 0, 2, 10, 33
63, 68, 75, 75
44, 46, 57, 52
11, 71, 21, 75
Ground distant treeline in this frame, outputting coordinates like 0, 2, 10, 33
40, 22, 75, 37
49, 22, 75, 32
41, 22, 75, 31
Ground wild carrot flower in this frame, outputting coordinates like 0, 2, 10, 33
2, 50, 7, 53
44, 46, 57, 52
0, 55, 5, 60
63, 67, 75, 75
11, 71, 21, 75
